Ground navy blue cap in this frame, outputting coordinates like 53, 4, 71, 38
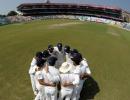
57, 43, 62, 51
48, 44, 53, 49
57, 43, 62, 47
71, 53, 82, 65
70, 49, 79, 55
36, 59, 46, 67
36, 51, 43, 58
64, 45, 70, 53
48, 45, 54, 53
42, 50, 50, 58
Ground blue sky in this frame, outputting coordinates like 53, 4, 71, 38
0, 0, 130, 14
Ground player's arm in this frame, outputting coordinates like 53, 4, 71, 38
81, 73, 91, 79
38, 79, 56, 87
81, 66, 91, 79
38, 71, 56, 87
62, 81, 74, 87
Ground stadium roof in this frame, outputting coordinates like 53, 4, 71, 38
17, 3, 122, 11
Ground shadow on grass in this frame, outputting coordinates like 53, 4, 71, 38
79, 76, 100, 100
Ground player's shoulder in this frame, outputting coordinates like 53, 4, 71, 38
81, 58, 88, 66
36, 70, 42, 75
31, 57, 36, 64
54, 46, 58, 51
32, 57, 36, 61
72, 65, 81, 74
49, 66, 59, 73
33, 65, 38, 70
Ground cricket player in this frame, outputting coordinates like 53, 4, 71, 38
54, 43, 65, 69
79, 53, 91, 77
70, 53, 81, 100
29, 51, 43, 95
47, 44, 57, 57
71, 53, 91, 100
59, 62, 80, 100
42, 50, 51, 60
77, 53, 91, 100
64, 45, 72, 64
42, 56, 60, 100
34, 59, 46, 100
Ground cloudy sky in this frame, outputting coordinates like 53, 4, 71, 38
0, 0, 130, 14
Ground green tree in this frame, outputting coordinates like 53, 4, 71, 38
7, 11, 18, 16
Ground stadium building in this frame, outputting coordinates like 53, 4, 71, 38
17, 2, 130, 22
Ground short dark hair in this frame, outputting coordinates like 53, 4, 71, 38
36, 59, 46, 67
47, 56, 57, 66
64, 45, 70, 53
42, 50, 50, 58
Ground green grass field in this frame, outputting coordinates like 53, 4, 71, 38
0, 19, 130, 100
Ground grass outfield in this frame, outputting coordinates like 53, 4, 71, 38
0, 19, 130, 100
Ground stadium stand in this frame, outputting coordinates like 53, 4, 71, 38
17, 3, 123, 22
1, 2, 130, 31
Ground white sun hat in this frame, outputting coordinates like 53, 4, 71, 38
59, 62, 72, 73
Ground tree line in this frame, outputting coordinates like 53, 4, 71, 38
0, 11, 18, 17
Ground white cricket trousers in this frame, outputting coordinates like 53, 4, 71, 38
30, 74, 37, 95
71, 80, 84, 100
44, 86, 57, 100
59, 87, 73, 100
35, 86, 45, 100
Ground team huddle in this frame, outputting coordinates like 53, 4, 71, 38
29, 43, 91, 100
